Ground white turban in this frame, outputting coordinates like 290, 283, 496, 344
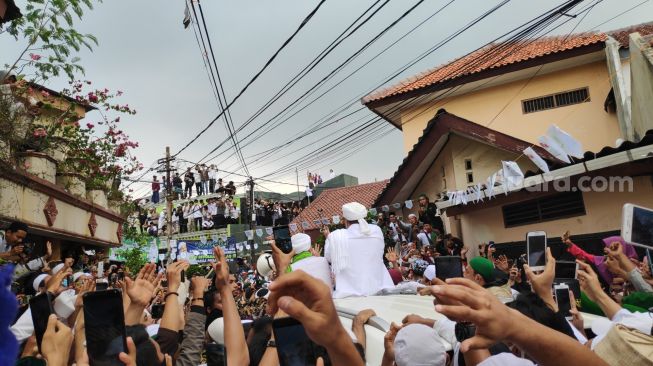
52, 263, 64, 275
256, 253, 275, 278
208, 318, 253, 345
342, 202, 371, 235
33, 273, 49, 292
394, 324, 447, 366
291, 233, 311, 253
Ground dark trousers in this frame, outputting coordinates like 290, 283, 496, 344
184, 183, 193, 198
209, 179, 216, 193
195, 182, 203, 196
179, 219, 188, 233
151, 191, 159, 203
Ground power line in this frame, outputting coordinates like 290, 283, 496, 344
173, 0, 328, 158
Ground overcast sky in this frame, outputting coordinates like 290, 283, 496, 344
2, 0, 652, 197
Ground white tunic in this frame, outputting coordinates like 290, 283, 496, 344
291, 256, 334, 290
324, 223, 394, 298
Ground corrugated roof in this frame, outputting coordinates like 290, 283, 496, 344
292, 180, 388, 230
363, 22, 653, 105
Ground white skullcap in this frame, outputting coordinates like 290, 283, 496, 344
291, 233, 311, 253
424, 265, 436, 281
477, 353, 535, 366
408, 213, 417, 219
33, 273, 49, 292
53, 289, 76, 318
342, 202, 371, 235
394, 324, 447, 366
146, 324, 160, 338
52, 263, 64, 275
72, 272, 91, 283
257, 253, 275, 278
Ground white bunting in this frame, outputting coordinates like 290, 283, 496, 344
473, 184, 484, 203
538, 135, 571, 163
158, 254, 165, 261
369, 208, 377, 216
332, 215, 341, 224
405, 200, 413, 209
301, 221, 310, 229
523, 146, 550, 173
393, 203, 401, 209
256, 229, 263, 237
547, 125, 584, 158
200, 235, 207, 244
254, 243, 259, 250
321, 218, 330, 225
486, 173, 497, 200
211, 234, 219, 243
382, 205, 389, 212
312, 219, 321, 226
244, 230, 254, 240
502, 161, 524, 190
265, 227, 274, 236
289, 223, 298, 232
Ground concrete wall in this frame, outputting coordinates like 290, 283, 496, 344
400, 61, 620, 154
629, 33, 653, 141
457, 176, 653, 251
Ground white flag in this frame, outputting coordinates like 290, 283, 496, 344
473, 184, 484, 203
393, 203, 401, 209
486, 173, 497, 200
332, 215, 340, 224
211, 234, 219, 243
502, 161, 524, 189
538, 135, 571, 163
405, 200, 413, 209
301, 221, 310, 229
265, 227, 273, 235
289, 223, 298, 232
547, 125, 584, 159
244, 230, 254, 240
321, 218, 330, 225
369, 208, 377, 216
200, 235, 207, 244
256, 229, 263, 237
523, 147, 550, 173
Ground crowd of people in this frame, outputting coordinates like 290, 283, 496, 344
138, 196, 241, 236
151, 164, 238, 205
2, 196, 652, 365
253, 200, 304, 227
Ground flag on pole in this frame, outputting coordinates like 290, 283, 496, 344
538, 135, 571, 163
523, 147, 550, 173
183, 3, 192, 29
547, 125, 584, 159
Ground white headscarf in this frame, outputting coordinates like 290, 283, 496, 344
342, 202, 371, 235
394, 324, 447, 366
33, 273, 49, 292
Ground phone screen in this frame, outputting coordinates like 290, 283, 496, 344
555, 287, 572, 318
30, 293, 54, 352
151, 304, 164, 319
528, 234, 546, 267
95, 282, 109, 291
632, 206, 653, 246
83, 289, 126, 366
181, 269, 186, 283
273, 226, 293, 254
273, 317, 323, 366
434, 256, 463, 280
555, 261, 577, 279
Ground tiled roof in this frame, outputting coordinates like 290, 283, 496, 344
292, 180, 389, 230
363, 22, 653, 105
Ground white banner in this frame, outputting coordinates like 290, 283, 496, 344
547, 124, 584, 158
538, 135, 571, 163
244, 230, 254, 240
524, 146, 550, 173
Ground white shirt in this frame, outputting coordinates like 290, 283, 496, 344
208, 202, 218, 215
305, 187, 313, 197
192, 204, 202, 219
324, 224, 394, 298
193, 172, 201, 182
230, 207, 240, 219
11, 307, 33, 342
208, 169, 217, 180
291, 256, 333, 290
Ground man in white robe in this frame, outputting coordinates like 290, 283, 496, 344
289, 233, 333, 290
324, 202, 394, 298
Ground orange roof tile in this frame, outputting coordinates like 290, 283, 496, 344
363, 32, 606, 104
291, 180, 389, 230
607, 22, 653, 48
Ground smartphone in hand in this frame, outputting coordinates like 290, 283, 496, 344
30, 292, 54, 352
554, 283, 572, 320
527, 231, 547, 272
273, 317, 325, 366
83, 289, 127, 365
273, 226, 293, 254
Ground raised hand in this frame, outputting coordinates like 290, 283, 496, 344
382, 322, 402, 363
576, 260, 602, 302
310, 243, 323, 257
41, 315, 73, 366
385, 248, 398, 263
212, 246, 230, 291
125, 263, 161, 307
494, 254, 509, 273
524, 247, 556, 306
166, 260, 189, 292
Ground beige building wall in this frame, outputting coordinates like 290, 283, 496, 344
400, 61, 620, 154
458, 176, 653, 249
629, 33, 653, 141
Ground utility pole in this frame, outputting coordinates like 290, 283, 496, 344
295, 167, 300, 202
157, 147, 175, 262
248, 176, 256, 264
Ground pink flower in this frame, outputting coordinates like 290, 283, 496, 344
29, 53, 42, 61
